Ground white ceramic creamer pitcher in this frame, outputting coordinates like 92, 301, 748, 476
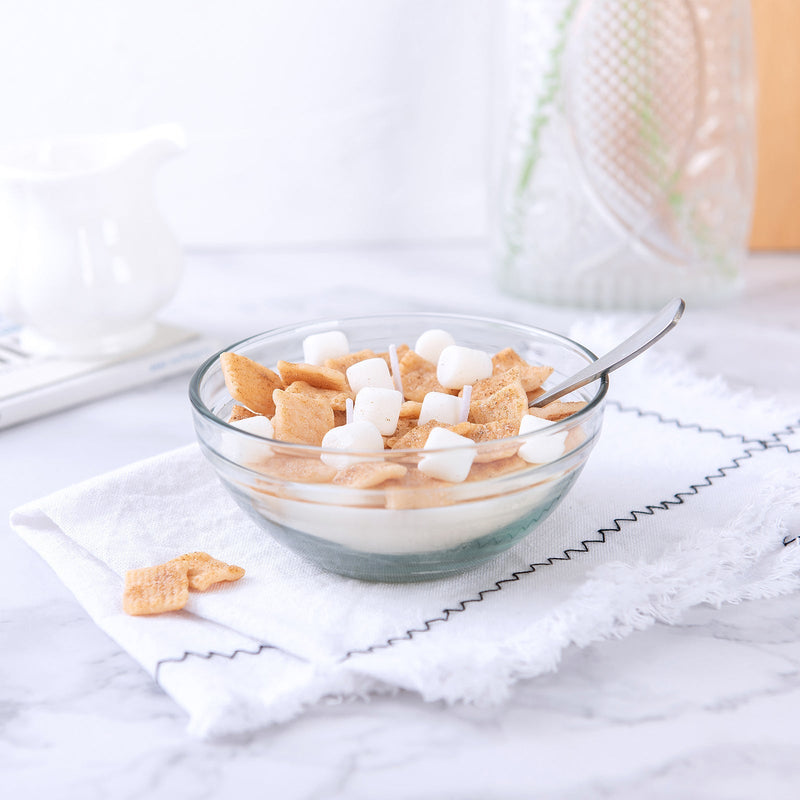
0, 123, 186, 358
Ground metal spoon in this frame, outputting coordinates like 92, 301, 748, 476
529, 297, 686, 408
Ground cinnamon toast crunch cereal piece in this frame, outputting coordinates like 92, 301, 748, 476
387, 419, 444, 449
228, 404, 257, 423
277, 360, 349, 392
565, 425, 587, 450
324, 349, 377, 373
452, 420, 520, 461
285, 380, 354, 412
470, 379, 528, 426
256, 454, 337, 483
398, 350, 456, 402
492, 347, 553, 392
172, 552, 245, 591
272, 389, 335, 445
467, 366, 523, 405
383, 468, 457, 509
220, 352, 283, 417
399, 400, 422, 419
529, 400, 587, 421
123, 561, 189, 616
385, 417, 418, 447
465, 454, 530, 481
333, 461, 408, 488
458, 420, 520, 443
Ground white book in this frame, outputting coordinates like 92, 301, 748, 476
0, 322, 219, 430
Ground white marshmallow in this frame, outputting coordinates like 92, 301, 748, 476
320, 420, 385, 469
346, 357, 394, 393
353, 387, 404, 435
517, 414, 568, 464
415, 328, 455, 365
418, 426, 477, 483
302, 330, 349, 366
229, 414, 274, 463
418, 391, 462, 426
436, 345, 493, 389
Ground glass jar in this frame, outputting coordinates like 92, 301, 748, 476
493, 0, 756, 309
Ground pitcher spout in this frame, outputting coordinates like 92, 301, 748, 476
129, 123, 187, 166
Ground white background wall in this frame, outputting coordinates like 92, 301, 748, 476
0, 0, 499, 249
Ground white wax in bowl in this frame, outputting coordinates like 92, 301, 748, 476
247, 481, 558, 555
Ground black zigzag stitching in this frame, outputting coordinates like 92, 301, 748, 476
154, 642, 294, 684
768, 418, 800, 545
340, 402, 786, 661
767, 418, 800, 454
155, 405, 798, 673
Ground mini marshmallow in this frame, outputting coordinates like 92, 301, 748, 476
229, 414, 274, 463
418, 391, 462, 426
320, 420, 385, 469
346, 357, 394, 393
302, 330, 349, 366
517, 414, 568, 464
415, 328, 455, 365
353, 387, 404, 435
436, 345, 493, 390
418, 426, 477, 483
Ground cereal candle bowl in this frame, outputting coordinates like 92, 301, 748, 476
189, 314, 608, 581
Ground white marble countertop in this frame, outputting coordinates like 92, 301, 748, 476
3, 245, 800, 799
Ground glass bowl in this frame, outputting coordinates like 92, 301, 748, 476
189, 313, 607, 581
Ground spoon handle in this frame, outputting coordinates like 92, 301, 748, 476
529, 297, 686, 408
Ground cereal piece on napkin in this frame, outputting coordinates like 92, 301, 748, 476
173, 552, 245, 591
220, 352, 283, 417
333, 461, 408, 489
277, 360, 349, 392
271, 389, 335, 445
123, 561, 190, 616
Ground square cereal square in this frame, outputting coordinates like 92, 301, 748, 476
272, 389, 335, 445
172, 552, 245, 591
333, 461, 408, 488
470, 380, 528, 426
277, 360, 349, 392
123, 561, 189, 616
398, 350, 455, 402
220, 352, 283, 417
285, 380, 353, 411
324, 349, 377, 373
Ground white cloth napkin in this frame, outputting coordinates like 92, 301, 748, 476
11, 334, 800, 737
